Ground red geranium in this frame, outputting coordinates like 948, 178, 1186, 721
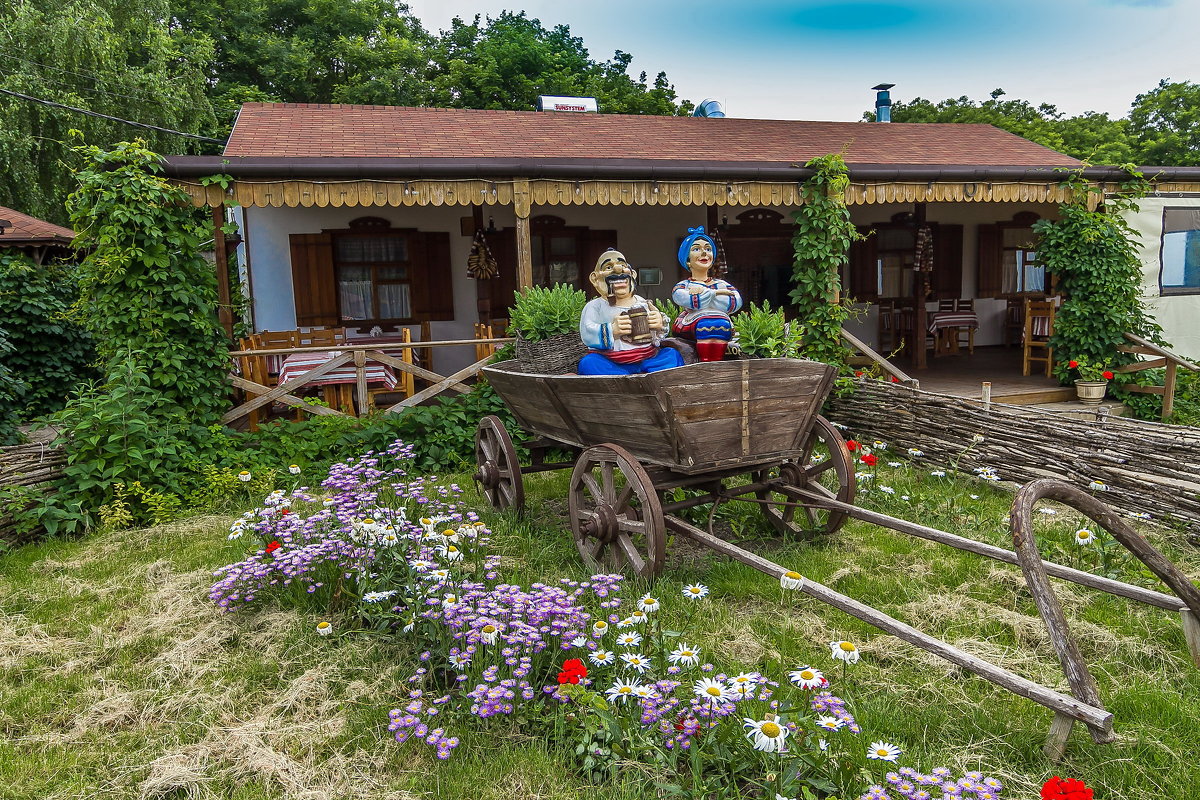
855, 370, 864, 377
1068, 360, 1079, 369
861, 454, 878, 467
846, 440, 860, 451
557, 658, 588, 685
265, 540, 281, 553
890, 375, 900, 383
1102, 370, 1114, 380
1041, 776, 1094, 800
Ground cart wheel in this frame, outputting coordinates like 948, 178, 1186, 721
473, 415, 524, 512
569, 444, 665, 578
755, 415, 855, 536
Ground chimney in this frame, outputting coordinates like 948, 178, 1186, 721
872, 84, 895, 122
693, 99, 726, 118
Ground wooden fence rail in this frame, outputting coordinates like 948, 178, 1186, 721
224, 338, 513, 426
0, 440, 64, 546
825, 379, 1200, 528
1117, 332, 1200, 420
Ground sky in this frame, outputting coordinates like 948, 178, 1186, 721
404, 0, 1199, 122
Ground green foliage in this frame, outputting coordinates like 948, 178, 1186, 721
732, 301, 802, 359
789, 154, 858, 371
0, 252, 98, 418
1033, 168, 1164, 385
430, 11, 692, 115
67, 139, 230, 425
1129, 79, 1200, 166
508, 283, 588, 342
0, 326, 28, 445
0, 0, 218, 224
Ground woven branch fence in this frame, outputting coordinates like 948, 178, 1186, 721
825, 381, 1200, 530
0, 440, 65, 545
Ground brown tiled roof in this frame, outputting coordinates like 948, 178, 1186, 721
225, 103, 1081, 168
0, 206, 75, 244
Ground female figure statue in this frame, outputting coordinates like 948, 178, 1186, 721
671, 226, 743, 362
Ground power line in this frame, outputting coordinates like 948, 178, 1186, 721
0, 87, 225, 143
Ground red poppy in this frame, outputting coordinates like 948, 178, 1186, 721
1068, 360, 1079, 369
846, 440, 860, 451
854, 370, 864, 377
890, 375, 900, 383
266, 540, 281, 553
861, 454, 878, 467
1041, 776, 1093, 800
280, 509, 291, 516
557, 658, 588, 685
1102, 370, 1114, 380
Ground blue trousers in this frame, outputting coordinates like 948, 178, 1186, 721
578, 348, 685, 375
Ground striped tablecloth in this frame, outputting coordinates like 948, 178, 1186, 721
278, 351, 399, 390
927, 311, 979, 333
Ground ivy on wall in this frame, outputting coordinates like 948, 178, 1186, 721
789, 153, 858, 371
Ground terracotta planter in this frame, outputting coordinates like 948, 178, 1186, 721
1074, 380, 1108, 405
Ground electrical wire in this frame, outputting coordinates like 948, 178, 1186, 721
0, 87, 225, 143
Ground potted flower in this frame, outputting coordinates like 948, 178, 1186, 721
1065, 357, 1114, 405
508, 284, 589, 373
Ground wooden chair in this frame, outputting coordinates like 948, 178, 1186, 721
876, 300, 898, 353
474, 322, 498, 362
299, 327, 346, 347
1022, 299, 1056, 376
953, 299, 976, 354
235, 336, 265, 431
1003, 298, 1026, 347
937, 298, 956, 312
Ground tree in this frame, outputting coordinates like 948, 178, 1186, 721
430, 12, 691, 115
0, 0, 216, 224
1128, 79, 1200, 166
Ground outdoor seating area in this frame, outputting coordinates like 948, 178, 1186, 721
228, 324, 510, 428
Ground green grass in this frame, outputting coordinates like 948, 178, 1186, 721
1, 460, 1198, 799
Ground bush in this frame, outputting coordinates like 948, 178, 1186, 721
0, 326, 29, 445
0, 252, 98, 419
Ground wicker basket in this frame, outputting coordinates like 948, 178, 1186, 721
514, 332, 588, 375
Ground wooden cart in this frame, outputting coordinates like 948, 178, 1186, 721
473, 358, 1200, 760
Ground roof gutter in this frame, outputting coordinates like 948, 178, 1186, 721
160, 156, 1200, 184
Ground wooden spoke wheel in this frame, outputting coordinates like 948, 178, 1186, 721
473, 415, 524, 511
755, 415, 855, 536
568, 444, 665, 578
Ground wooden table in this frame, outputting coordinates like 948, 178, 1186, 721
278, 350, 399, 413
928, 311, 979, 356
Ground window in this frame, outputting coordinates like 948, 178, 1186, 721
334, 231, 411, 322
977, 212, 1042, 298
1161, 207, 1200, 295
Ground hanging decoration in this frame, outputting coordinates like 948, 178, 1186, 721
466, 229, 499, 279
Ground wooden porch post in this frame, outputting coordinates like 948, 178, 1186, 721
513, 179, 533, 289
212, 204, 234, 339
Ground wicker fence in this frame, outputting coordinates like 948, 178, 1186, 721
825, 381, 1200, 529
0, 440, 65, 546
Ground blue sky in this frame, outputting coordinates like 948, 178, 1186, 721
405, 0, 1198, 121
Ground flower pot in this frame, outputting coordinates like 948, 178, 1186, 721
1074, 380, 1108, 405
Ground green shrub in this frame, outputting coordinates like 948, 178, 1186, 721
0, 326, 29, 445
733, 301, 802, 359
0, 252, 98, 419
508, 284, 588, 341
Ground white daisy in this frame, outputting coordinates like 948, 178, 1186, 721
729, 681, 756, 700
315, 620, 333, 636
907, 448, 924, 457
682, 584, 709, 600
788, 666, 825, 690
605, 680, 641, 703
362, 590, 398, 603
930, 470, 946, 477
379, 531, 400, 546
288, 464, 301, 475
637, 593, 661, 613
971, 434, 985, 444
879, 486, 895, 495
829, 640, 861, 664
694, 677, 731, 701
970, 494, 980, 500
1128, 511, 1152, 520
438, 544, 464, 562
667, 644, 701, 667
589, 650, 616, 666
779, 570, 805, 590
1038, 507, 1058, 515
238, 470, 252, 482
887, 461, 902, 467
448, 653, 471, 670
569, 635, 589, 648
441, 593, 459, 608
728, 672, 760, 690
478, 623, 500, 645
632, 684, 656, 699
1074, 528, 1097, 546
628, 610, 649, 625
743, 717, 789, 752
873, 440, 888, 450
1088, 480, 1109, 491
619, 652, 651, 673
814, 715, 843, 732
615, 631, 643, 648
591, 620, 611, 636
867, 741, 902, 762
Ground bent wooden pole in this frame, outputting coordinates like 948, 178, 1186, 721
664, 515, 1114, 741
1010, 480, 1200, 695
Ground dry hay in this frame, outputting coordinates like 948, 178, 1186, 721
0, 612, 86, 671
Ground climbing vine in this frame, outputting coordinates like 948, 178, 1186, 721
790, 154, 858, 371
1035, 167, 1164, 384
66, 139, 230, 424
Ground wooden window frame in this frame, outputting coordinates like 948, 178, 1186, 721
331, 217, 419, 326
978, 212, 1044, 299
1159, 206, 1200, 297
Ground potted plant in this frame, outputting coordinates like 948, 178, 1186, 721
507, 284, 589, 373
1065, 357, 1114, 404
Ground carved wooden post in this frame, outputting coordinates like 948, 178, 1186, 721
513, 179, 533, 290
212, 204, 234, 339
354, 348, 367, 415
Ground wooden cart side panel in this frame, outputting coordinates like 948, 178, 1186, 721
543, 386, 678, 460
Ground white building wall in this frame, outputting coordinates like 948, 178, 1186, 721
1121, 196, 1200, 361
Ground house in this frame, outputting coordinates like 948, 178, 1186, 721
161, 102, 1200, 374
0, 206, 75, 263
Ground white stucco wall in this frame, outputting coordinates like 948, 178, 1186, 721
1121, 196, 1200, 361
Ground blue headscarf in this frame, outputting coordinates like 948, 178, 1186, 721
677, 226, 716, 270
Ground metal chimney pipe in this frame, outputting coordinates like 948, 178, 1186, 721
693, 99, 726, 118
873, 83, 895, 123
